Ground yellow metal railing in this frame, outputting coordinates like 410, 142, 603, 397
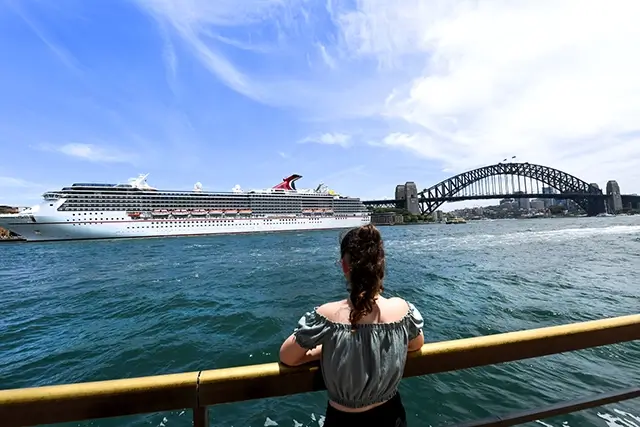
1, 314, 639, 427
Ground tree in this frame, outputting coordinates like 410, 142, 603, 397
549, 205, 566, 215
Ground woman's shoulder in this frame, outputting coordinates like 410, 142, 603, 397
316, 299, 349, 322
377, 296, 414, 322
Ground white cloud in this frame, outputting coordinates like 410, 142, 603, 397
299, 132, 351, 148
338, 0, 640, 190
38, 143, 135, 163
135, 0, 640, 192
132, 0, 296, 103
0, 176, 36, 188
7, 1, 82, 74
0, 176, 50, 206
316, 42, 337, 69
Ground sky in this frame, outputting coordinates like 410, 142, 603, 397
1, 0, 640, 209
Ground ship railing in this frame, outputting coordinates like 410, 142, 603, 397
0, 314, 638, 427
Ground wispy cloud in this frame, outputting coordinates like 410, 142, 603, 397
37, 143, 136, 164
0, 176, 51, 206
299, 133, 351, 148
321, 165, 366, 182
330, 1, 640, 188
132, 0, 293, 103
0, 176, 40, 189
133, 0, 640, 192
159, 22, 179, 96
7, 1, 82, 74
278, 151, 291, 159
316, 42, 336, 70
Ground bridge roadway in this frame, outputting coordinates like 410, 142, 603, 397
364, 192, 608, 206
363, 193, 640, 212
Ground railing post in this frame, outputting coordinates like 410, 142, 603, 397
193, 406, 209, 427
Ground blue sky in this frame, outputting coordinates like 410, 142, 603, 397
1, 0, 639, 208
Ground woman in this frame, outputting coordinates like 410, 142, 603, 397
279, 224, 424, 426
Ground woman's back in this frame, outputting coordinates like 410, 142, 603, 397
279, 224, 424, 426
294, 296, 424, 411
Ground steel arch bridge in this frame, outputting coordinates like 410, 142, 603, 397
365, 162, 607, 216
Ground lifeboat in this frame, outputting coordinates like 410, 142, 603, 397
127, 211, 141, 218
191, 209, 208, 216
208, 210, 223, 215
152, 209, 170, 216
172, 210, 189, 216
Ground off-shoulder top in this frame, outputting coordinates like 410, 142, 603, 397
293, 302, 424, 409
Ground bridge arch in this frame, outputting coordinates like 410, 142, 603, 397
417, 162, 604, 215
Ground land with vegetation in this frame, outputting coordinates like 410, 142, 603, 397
0, 226, 22, 240
371, 208, 436, 224
0, 205, 23, 240
371, 201, 639, 224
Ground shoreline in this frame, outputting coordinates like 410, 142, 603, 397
0, 238, 27, 243
376, 214, 634, 226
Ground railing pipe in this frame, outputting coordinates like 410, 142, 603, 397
0, 314, 638, 427
196, 314, 640, 406
450, 387, 640, 427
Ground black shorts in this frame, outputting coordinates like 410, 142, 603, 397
324, 392, 407, 427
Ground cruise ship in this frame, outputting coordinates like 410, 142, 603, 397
0, 174, 371, 242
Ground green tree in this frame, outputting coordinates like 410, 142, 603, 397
549, 205, 566, 215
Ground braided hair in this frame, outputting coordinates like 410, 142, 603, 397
340, 224, 385, 326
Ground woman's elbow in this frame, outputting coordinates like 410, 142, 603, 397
279, 351, 305, 367
279, 350, 297, 366
279, 341, 302, 366
408, 332, 424, 352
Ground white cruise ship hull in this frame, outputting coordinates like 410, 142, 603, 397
0, 209, 370, 242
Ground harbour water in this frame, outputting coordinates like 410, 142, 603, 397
1, 217, 639, 427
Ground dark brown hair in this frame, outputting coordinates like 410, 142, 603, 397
340, 224, 385, 326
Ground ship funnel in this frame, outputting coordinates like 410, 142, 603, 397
272, 174, 302, 191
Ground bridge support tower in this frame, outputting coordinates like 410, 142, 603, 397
587, 183, 606, 216
606, 180, 623, 214
395, 182, 419, 214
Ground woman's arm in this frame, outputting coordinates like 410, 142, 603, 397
279, 335, 323, 366
408, 330, 424, 352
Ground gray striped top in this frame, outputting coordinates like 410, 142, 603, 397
293, 301, 424, 408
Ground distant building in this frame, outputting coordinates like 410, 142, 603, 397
542, 187, 557, 208
513, 191, 530, 210
499, 198, 516, 210
472, 207, 484, 217
371, 212, 404, 226
530, 199, 545, 211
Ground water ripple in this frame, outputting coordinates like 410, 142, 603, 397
0, 216, 639, 427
